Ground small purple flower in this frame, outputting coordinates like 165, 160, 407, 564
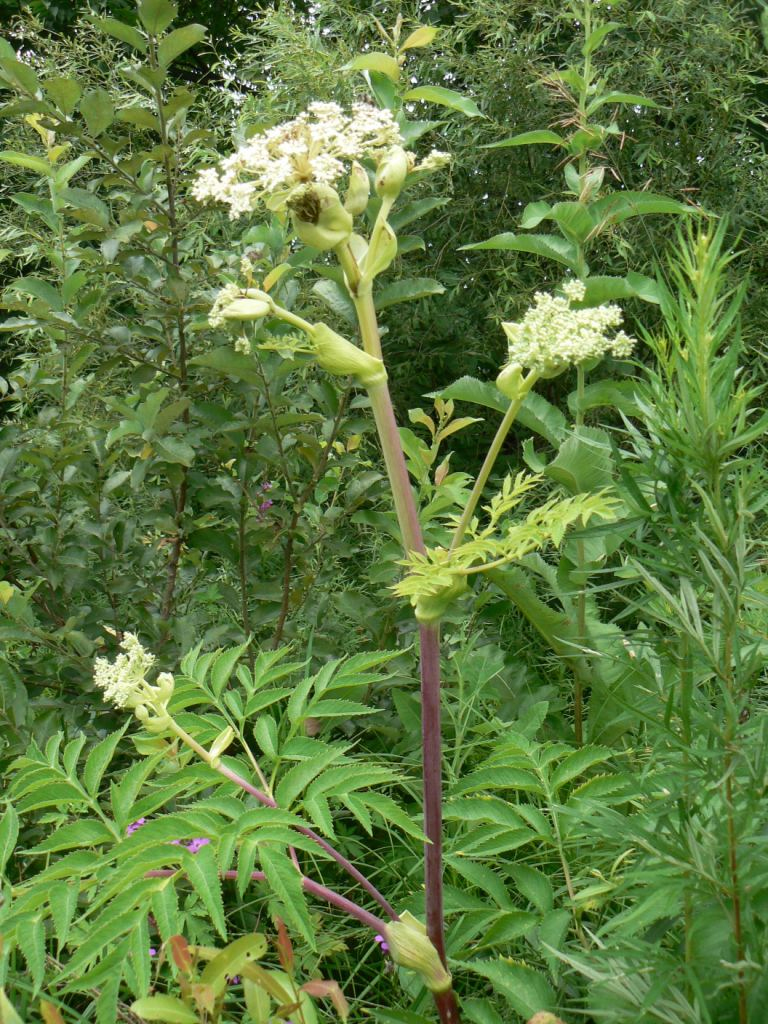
226, 975, 241, 985
260, 481, 272, 492
374, 933, 390, 954
149, 947, 158, 957
127, 818, 147, 835
259, 499, 273, 512
186, 837, 211, 854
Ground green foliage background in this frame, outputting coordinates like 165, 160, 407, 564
1, 1, 768, 1023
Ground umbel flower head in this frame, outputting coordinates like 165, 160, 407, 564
500, 279, 636, 379
192, 101, 403, 217
93, 633, 174, 731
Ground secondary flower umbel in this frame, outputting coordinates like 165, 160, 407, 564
500, 279, 636, 379
192, 101, 402, 216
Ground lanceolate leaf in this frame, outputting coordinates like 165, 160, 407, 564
344, 53, 400, 82
376, 277, 445, 308
403, 86, 482, 118
460, 232, 580, 272
481, 129, 563, 150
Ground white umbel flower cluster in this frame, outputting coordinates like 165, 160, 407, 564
501, 280, 636, 378
93, 633, 175, 730
192, 101, 403, 218
93, 633, 156, 709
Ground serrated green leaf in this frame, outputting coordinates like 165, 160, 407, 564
48, 880, 78, 945
209, 642, 249, 698
83, 727, 127, 796
0, 804, 18, 874
17, 915, 45, 992
276, 748, 343, 807
361, 792, 426, 840
549, 744, 612, 793
25, 819, 116, 854
151, 880, 180, 942
468, 958, 556, 1017
59, 909, 139, 978
507, 863, 553, 914
451, 767, 544, 797
259, 844, 315, 949
183, 843, 226, 937
403, 85, 482, 118
302, 698, 379, 718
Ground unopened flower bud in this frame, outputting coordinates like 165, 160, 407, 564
414, 573, 468, 625
289, 183, 353, 250
313, 323, 387, 389
220, 298, 272, 322
362, 220, 397, 281
155, 672, 175, 702
344, 161, 370, 216
209, 726, 235, 766
384, 912, 452, 994
496, 363, 524, 401
375, 146, 410, 200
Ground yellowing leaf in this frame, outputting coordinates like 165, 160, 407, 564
400, 26, 438, 50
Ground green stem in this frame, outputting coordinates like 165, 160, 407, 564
449, 371, 538, 553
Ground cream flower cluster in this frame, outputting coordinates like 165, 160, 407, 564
94, 633, 175, 731
192, 101, 403, 217
501, 280, 636, 377
93, 633, 157, 709
208, 282, 242, 327
414, 149, 451, 173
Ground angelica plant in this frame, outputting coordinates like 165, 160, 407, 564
184, 16, 649, 1017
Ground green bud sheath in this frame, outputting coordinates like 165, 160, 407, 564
362, 219, 398, 282
384, 911, 452, 994
344, 161, 370, 215
375, 146, 410, 200
496, 362, 524, 401
414, 573, 469, 625
289, 183, 353, 250
313, 323, 387, 388
221, 298, 272, 322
